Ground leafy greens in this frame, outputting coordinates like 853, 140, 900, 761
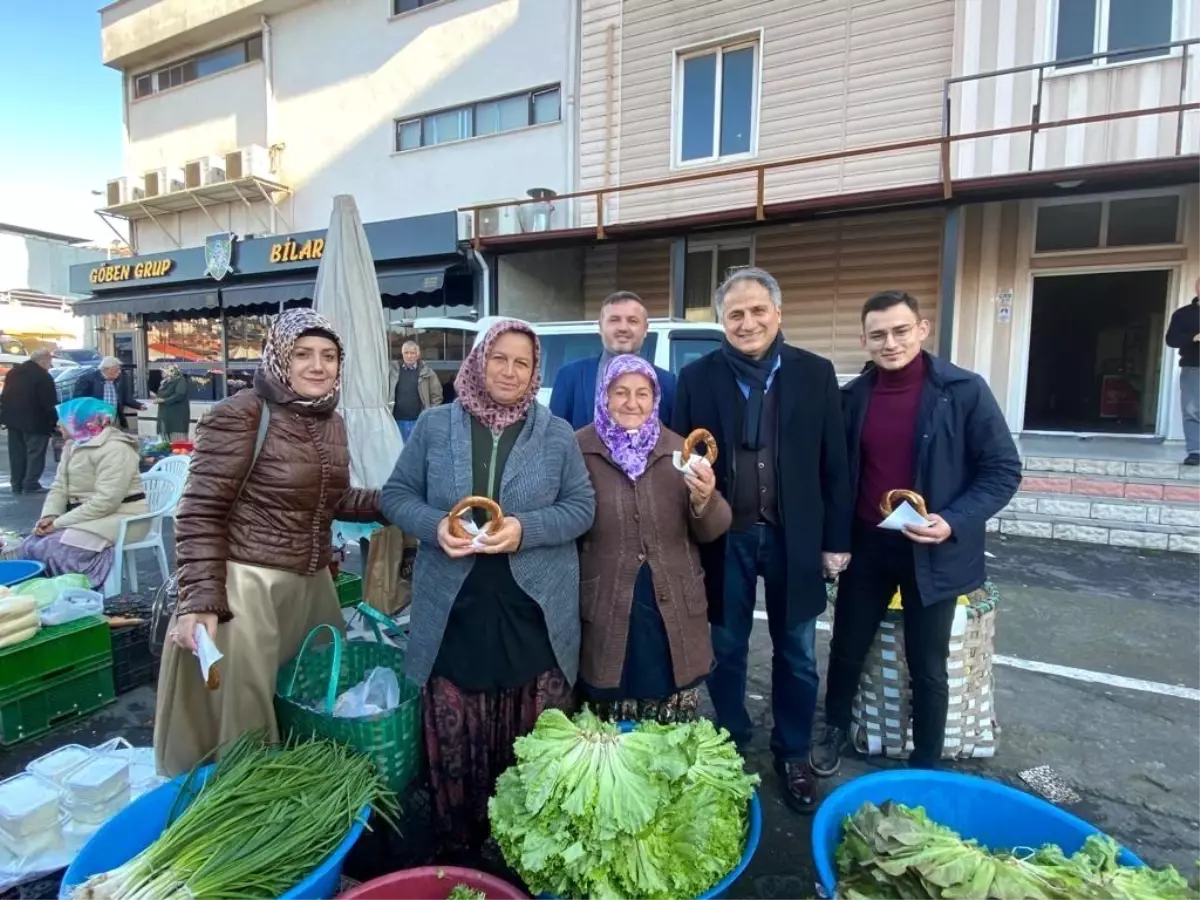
835, 800, 1192, 900
488, 708, 759, 900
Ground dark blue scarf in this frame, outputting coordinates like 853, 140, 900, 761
720, 332, 783, 451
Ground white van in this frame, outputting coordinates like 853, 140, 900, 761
470, 316, 725, 406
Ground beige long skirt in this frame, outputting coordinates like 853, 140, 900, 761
153, 561, 344, 778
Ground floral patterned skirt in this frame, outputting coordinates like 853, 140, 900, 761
421, 667, 575, 851
590, 688, 702, 726
20, 532, 113, 590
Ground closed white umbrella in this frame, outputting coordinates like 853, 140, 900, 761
312, 194, 402, 489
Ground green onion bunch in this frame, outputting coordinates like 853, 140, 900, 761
68, 733, 398, 900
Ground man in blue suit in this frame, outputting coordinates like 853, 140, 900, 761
549, 291, 676, 429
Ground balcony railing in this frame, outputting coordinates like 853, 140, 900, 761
462, 37, 1198, 247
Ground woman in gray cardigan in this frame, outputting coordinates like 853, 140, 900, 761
381, 318, 594, 856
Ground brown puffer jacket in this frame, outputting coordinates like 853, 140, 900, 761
175, 383, 381, 620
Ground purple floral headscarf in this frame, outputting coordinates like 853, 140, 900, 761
594, 354, 660, 480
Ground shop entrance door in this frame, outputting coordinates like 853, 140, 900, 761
1023, 270, 1170, 435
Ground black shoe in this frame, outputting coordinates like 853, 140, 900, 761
1184, 454, 1199, 467
775, 759, 818, 815
9, 487, 21, 495
23, 485, 48, 494
809, 725, 848, 777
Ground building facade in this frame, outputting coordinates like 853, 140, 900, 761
0, 224, 107, 354
81, 0, 582, 409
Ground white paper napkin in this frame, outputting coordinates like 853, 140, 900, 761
672, 453, 713, 475
877, 501, 932, 531
454, 512, 490, 548
194, 624, 223, 686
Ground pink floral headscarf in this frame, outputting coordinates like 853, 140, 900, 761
454, 319, 542, 433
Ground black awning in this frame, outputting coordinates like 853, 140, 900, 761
70, 287, 219, 319
220, 279, 317, 315
378, 261, 473, 308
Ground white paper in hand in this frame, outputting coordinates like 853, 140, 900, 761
672, 452, 711, 475
877, 500, 933, 532
193, 624, 223, 685
454, 513, 489, 549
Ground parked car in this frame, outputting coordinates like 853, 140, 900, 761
470, 316, 725, 406
52, 348, 101, 366
53, 365, 96, 404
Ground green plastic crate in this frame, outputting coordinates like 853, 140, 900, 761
0, 660, 116, 747
0, 616, 113, 705
335, 572, 363, 609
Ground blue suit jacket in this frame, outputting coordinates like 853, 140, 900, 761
549, 355, 676, 430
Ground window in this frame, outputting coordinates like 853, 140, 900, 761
538, 333, 660, 388
132, 35, 262, 98
393, 0, 442, 13
1053, 0, 1176, 67
1034, 193, 1181, 252
675, 39, 758, 164
683, 243, 752, 320
669, 334, 723, 374
394, 85, 561, 152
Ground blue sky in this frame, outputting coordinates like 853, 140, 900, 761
0, 2, 124, 243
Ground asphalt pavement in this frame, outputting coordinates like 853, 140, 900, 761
0, 429, 1197, 898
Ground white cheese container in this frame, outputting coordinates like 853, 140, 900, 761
0, 774, 60, 837
63, 815, 101, 852
62, 754, 130, 806
0, 814, 65, 859
26, 745, 93, 787
61, 783, 131, 826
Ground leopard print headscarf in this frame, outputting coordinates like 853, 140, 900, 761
257, 308, 344, 411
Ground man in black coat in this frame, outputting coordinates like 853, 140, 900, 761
1164, 277, 1199, 466
73, 356, 144, 430
811, 290, 1021, 776
0, 350, 58, 494
672, 267, 852, 815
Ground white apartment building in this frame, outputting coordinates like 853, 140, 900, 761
101, 0, 578, 254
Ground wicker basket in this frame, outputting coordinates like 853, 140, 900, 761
275, 604, 421, 793
827, 581, 999, 761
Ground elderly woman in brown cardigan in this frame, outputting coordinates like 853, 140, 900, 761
576, 354, 732, 723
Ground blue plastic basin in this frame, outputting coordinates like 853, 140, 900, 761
811, 770, 1145, 898
59, 765, 368, 900
0, 560, 44, 587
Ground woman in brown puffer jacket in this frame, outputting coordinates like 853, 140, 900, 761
154, 309, 383, 776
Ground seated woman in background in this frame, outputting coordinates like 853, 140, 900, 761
382, 318, 595, 857
22, 398, 150, 588
576, 354, 731, 724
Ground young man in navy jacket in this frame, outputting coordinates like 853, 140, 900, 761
811, 290, 1020, 775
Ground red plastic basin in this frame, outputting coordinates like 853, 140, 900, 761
338, 866, 529, 900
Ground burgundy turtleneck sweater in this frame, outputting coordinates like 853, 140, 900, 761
856, 353, 926, 525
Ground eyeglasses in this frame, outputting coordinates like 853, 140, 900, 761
864, 323, 918, 346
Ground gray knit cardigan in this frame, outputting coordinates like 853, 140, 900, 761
381, 400, 595, 686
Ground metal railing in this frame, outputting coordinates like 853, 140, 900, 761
462, 37, 1197, 246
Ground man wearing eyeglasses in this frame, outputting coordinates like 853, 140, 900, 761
810, 290, 1020, 775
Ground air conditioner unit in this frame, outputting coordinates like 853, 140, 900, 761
224, 145, 271, 181
456, 211, 474, 241
478, 204, 521, 237
185, 155, 227, 188
106, 177, 145, 207
143, 167, 185, 197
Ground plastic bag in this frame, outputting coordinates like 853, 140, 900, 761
13, 575, 90, 610
39, 589, 104, 626
332, 666, 400, 718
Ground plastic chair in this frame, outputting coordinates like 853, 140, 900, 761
148, 454, 190, 482
103, 472, 185, 598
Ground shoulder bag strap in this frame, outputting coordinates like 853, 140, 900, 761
233, 400, 270, 505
